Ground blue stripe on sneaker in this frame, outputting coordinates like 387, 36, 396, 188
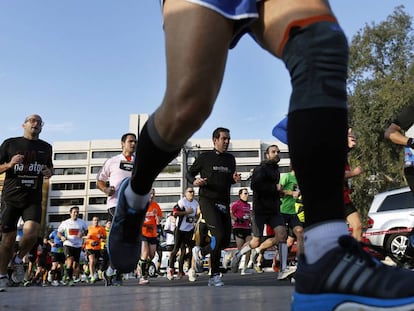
292, 292, 414, 311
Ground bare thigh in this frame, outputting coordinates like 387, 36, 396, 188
156, 0, 235, 145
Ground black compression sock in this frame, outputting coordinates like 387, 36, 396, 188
288, 108, 347, 226
131, 121, 181, 195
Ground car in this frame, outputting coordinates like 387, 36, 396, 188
365, 187, 414, 263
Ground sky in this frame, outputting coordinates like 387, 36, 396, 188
1, 0, 414, 144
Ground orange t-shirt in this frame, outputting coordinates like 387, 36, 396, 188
142, 201, 163, 238
85, 225, 106, 250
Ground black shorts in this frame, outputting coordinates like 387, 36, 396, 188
281, 213, 303, 230
344, 202, 358, 218
233, 228, 251, 240
0, 201, 42, 233
63, 245, 82, 262
86, 249, 102, 258
141, 235, 158, 245
51, 252, 65, 263
251, 212, 285, 238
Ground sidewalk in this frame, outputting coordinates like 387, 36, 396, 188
1, 271, 294, 311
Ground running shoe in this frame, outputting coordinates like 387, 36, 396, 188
292, 235, 414, 311
51, 280, 60, 287
108, 177, 147, 273
11, 258, 25, 283
240, 268, 252, 275
277, 265, 297, 280
0, 276, 8, 292
166, 268, 174, 280
47, 271, 53, 283
253, 263, 263, 274
208, 273, 224, 287
230, 250, 241, 273
139, 276, 149, 285
188, 268, 196, 282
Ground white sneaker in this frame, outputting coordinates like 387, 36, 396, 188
51, 280, 60, 287
0, 276, 9, 292
277, 265, 297, 280
208, 274, 224, 287
188, 268, 196, 282
47, 271, 53, 283
240, 268, 252, 275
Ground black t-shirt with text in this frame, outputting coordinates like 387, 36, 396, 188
0, 137, 53, 206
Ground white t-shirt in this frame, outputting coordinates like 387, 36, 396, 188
97, 153, 134, 208
164, 215, 177, 246
177, 197, 198, 232
58, 217, 88, 248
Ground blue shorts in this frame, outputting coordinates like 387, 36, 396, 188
162, 0, 260, 48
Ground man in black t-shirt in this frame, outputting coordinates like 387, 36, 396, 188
385, 103, 414, 192
186, 127, 241, 287
0, 114, 53, 290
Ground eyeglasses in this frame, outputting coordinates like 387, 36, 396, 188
187, 190, 194, 193
25, 118, 44, 126
241, 192, 249, 195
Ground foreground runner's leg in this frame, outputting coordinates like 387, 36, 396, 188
108, 0, 232, 273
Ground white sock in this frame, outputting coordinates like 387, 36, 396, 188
124, 182, 150, 211
239, 244, 251, 258
304, 221, 349, 264
279, 242, 288, 271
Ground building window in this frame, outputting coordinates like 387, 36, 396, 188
53, 167, 87, 175
153, 180, 181, 188
92, 151, 120, 159
89, 197, 107, 205
279, 151, 290, 159
50, 198, 84, 206
51, 182, 85, 191
154, 195, 181, 204
90, 181, 98, 189
229, 150, 259, 158
161, 164, 181, 174
91, 166, 102, 174
49, 214, 84, 223
86, 213, 111, 221
54, 152, 88, 160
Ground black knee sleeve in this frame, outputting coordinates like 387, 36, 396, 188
282, 21, 349, 113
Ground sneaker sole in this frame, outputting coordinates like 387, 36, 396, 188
108, 177, 145, 273
277, 267, 297, 280
292, 292, 414, 311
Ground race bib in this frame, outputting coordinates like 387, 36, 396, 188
18, 175, 38, 190
119, 161, 134, 171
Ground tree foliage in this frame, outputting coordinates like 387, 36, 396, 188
347, 5, 414, 220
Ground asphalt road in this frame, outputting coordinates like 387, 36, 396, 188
1, 270, 295, 311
